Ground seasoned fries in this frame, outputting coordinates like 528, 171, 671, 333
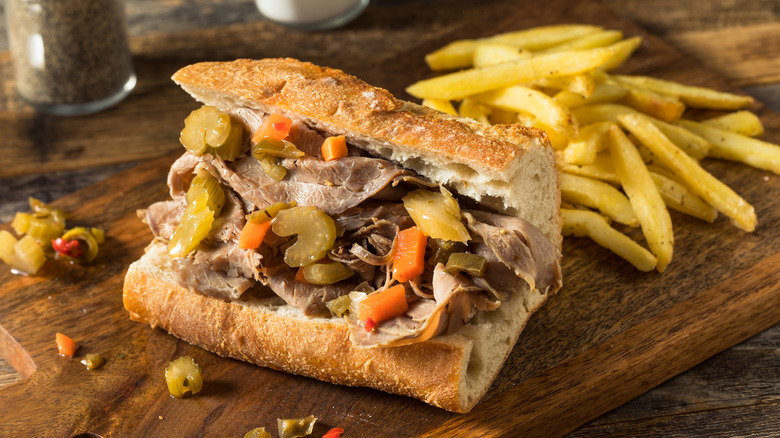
619, 114, 756, 232
561, 209, 657, 272
607, 125, 673, 272
560, 172, 637, 226
678, 120, 780, 174
413, 24, 777, 271
425, 24, 603, 71
407, 48, 614, 100
612, 74, 755, 109
702, 111, 764, 137
475, 85, 578, 139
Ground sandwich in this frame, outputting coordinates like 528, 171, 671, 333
123, 58, 563, 413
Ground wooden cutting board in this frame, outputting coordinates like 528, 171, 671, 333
1, 1, 779, 436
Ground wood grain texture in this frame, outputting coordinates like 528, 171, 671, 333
0, 0, 778, 436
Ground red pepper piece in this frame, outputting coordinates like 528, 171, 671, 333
52, 237, 83, 259
323, 427, 345, 438
363, 317, 376, 332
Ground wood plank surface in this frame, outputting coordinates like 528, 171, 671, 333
0, 0, 778, 436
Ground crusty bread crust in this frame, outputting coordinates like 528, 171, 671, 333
172, 58, 561, 246
124, 242, 547, 412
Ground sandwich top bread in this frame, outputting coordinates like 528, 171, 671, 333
123, 58, 562, 412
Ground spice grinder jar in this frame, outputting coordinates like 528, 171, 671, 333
5, 0, 136, 116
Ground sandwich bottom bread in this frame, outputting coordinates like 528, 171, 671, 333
123, 58, 562, 413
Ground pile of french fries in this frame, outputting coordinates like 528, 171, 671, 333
406, 24, 780, 272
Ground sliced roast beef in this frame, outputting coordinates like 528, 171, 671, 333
262, 263, 359, 316
208, 154, 414, 216
348, 264, 495, 348
171, 240, 262, 301
144, 199, 185, 242
287, 119, 327, 157
463, 210, 562, 295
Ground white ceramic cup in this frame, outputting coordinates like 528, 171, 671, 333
255, 0, 370, 31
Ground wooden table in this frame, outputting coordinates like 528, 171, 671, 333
0, 0, 778, 436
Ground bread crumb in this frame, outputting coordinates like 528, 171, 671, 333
159, 416, 164, 420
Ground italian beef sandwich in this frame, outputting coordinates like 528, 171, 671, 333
123, 58, 563, 413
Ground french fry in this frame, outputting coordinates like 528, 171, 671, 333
701, 110, 764, 137
488, 108, 520, 125
677, 119, 780, 174
532, 74, 596, 97
519, 114, 570, 150
572, 104, 711, 159
560, 172, 638, 226
458, 98, 492, 124
607, 125, 674, 272
648, 168, 718, 223
407, 47, 615, 101
562, 121, 613, 165
619, 113, 757, 231
561, 208, 657, 272
422, 98, 458, 116
424, 24, 603, 71
557, 151, 621, 184
612, 74, 755, 110
620, 85, 686, 122
472, 44, 530, 68
475, 85, 578, 139
415, 24, 771, 272
599, 36, 643, 71
539, 29, 624, 53
554, 82, 628, 109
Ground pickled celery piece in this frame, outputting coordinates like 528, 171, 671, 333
12, 235, 46, 274
186, 172, 226, 213
29, 197, 67, 224
326, 294, 352, 317
445, 252, 487, 277
180, 105, 231, 155
165, 356, 202, 398
91, 228, 106, 244
168, 173, 225, 258
211, 120, 244, 161
26, 215, 65, 248
0, 230, 16, 265
252, 137, 304, 159
60, 227, 101, 263
403, 188, 470, 243
11, 212, 31, 235
246, 201, 296, 224
302, 261, 354, 285
278, 416, 317, 438
272, 206, 337, 267
256, 154, 287, 180
0, 230, 43, 274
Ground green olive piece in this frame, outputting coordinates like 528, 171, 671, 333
302, 261, 354, 286
60, 227, 100, 263
243, 428, 271, 438
256, 154, 287, 181
445, 252, 487, 277
253, 137, 305, 159
277, 416, 317, 438
164, 356, 203, 399
81, 353, 105, 370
